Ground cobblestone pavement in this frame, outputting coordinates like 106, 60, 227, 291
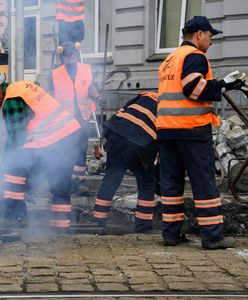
0, 229, 248, 298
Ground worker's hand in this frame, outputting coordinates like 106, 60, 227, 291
241, 82, 248, 97
219, 71, 246, 92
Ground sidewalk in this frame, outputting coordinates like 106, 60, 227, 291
0, 229, 248, 295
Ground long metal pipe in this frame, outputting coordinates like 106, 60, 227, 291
15, 0, 24, 80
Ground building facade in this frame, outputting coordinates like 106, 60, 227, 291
9, 0, 248, 116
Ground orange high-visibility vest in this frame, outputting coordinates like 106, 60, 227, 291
3, 81, 81, 148
56, 0, 85, 23
156, 45, 220, 130
52, 63, 96, 121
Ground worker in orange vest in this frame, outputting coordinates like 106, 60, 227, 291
156, 16, 246, 249
1, 80, 81, 230
49, 41, 99, 195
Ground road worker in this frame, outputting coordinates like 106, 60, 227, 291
55, 0, 85, 45
1, 80, 81, 230
92, 92, 158, 233
156, 16, 246, 249
49, 41, 99, 195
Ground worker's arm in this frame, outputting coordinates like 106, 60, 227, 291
2, 98, 34, 149
182, 53, 223, 102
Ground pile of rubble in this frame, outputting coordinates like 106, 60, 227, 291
214, 114, 248, 188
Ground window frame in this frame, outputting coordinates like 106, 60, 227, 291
10, 0, 40, 80
81, 0, 112, 59
155, 0, 187, 54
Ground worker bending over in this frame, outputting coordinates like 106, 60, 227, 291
1, 80, 80, 230
93, 92, 158, 233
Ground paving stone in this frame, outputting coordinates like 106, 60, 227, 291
26, 283, 58, 292
187, 265, 222, 272
167, 281, 206, 291
90, 268, 120, 276
25, 275, 56, 283
0, 284, 22, 292
96, 283, 129, 292
0, 265, 23, 272
163, 275, 196, 282
227, 265, 248, 277
0, 277, 23, 284
152, 263, 179, 269
26, 257, 55, 268
207, 283, 245, 291
155, 268, 192, 276
61, 284, 94, 292
127, 276, 159, 285
57, 265, 88, 273
59, 278, 90, 285
27, 268, 55, 276
130, 283, 166, 292
95, 275, 126, 283
0, 257, 23, 266
194, 272, 237, 284
59, 272, 89, 279
123, 270, 156, 278
181, 260, 214, 266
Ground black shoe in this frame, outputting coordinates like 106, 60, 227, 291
202, 238, 235, 250
163, 234, 190, 246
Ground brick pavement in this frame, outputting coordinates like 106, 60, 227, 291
0, 231, 248, 296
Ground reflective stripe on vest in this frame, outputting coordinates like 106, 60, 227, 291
3, 81, 80, 148
128, 104, 157, 125
56, 0, 85, 22
116, 111, 157, 140
157, 45, 220, 129
52, 64, 95, 120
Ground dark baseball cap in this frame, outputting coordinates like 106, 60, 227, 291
182, 16, 222, 36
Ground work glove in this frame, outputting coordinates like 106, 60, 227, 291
241, 82, 248, 97
218, 71, 246, 92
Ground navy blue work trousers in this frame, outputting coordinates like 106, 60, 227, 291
158, 139, 224, 244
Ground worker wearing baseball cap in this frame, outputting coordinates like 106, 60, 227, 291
156, 16, 246, 249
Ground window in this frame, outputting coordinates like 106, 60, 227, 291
24, 16, 36, 69
156, 0, 201, 53
82, 0, 112, 57
11, 0, 40, 79
12, 0, 39, 9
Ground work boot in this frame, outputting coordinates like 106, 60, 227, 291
163, 234, 190, 246
72, 179, 90, 196
202, 237, 235, 250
